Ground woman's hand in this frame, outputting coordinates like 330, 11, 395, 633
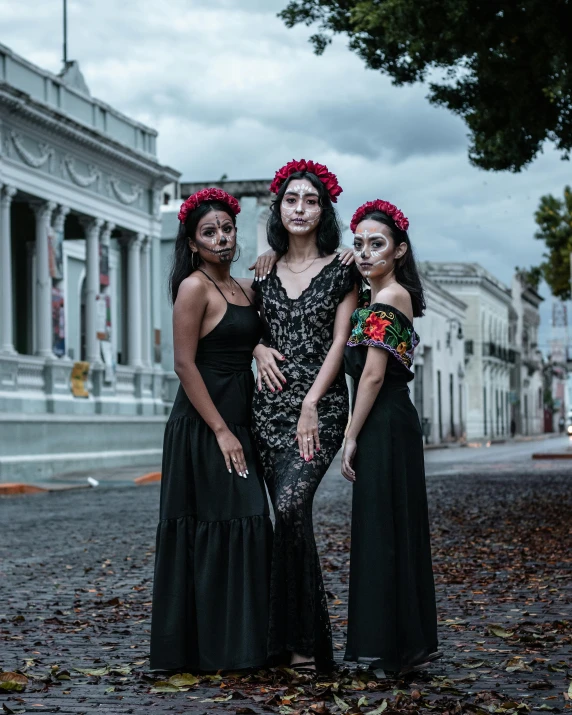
249, 249, 278, 281
253, 344, 286, 392
337, 247, 355, 266
216, 428, 248, 478
297, 399, 321, 461
341, 438, 357, 482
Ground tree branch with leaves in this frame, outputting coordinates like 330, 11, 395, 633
534, 186, 572, 301
279, 0, 572, 172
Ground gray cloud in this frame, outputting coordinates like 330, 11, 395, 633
2, 0, 570, 352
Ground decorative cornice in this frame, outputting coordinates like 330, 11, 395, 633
63, 155, 100, 188
110, 179, 143, 205
10, 130, 53, 168
0, 85, 179, 183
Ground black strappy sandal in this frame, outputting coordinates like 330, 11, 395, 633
396, 651, 443, 677
291, 660, 318, 679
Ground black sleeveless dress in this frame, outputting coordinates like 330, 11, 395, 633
150, 276, 273, 672
344, 300, 438, 673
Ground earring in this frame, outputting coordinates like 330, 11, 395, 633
232, 245, 242, 263
191, 251, 198, 270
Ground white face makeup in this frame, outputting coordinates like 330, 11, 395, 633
353, 222, 394, 278
192, 210, 236, 264
280, 181, 322, 235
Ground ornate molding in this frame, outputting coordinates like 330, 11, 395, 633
110, 179, 143, 205
1, 185, 17, 209
10, 131, 53, 169
0, 86, 179, 184
63, 155, 100, 188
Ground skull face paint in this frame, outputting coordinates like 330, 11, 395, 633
192, 209, 237, 264
353, 221, 395, 278
280, 181, 322, 235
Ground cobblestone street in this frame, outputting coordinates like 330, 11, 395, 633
1, 450, 571, 714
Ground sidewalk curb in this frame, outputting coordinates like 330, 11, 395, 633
531, 452, 572, 460
134, 471, 161, 484
0, 482, 91, 496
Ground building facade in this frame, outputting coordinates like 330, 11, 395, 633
0, 44, 179, 480
421, 262, 513, 440
413, 274, 467, 444
510, 271, 544, 436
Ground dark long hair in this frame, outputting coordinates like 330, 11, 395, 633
362, 210, 426, 318
267, 171, 341, 256
169, 200, 237, 304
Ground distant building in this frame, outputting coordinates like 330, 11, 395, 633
421, 262, 513, 440
414, 274, 467, 444
0, 43, 179, 481
510, 271, 544, 436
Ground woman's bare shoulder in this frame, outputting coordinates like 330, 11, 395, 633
373, 284, 413, 320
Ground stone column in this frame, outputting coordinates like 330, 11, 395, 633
140, 235, 152, 367
32, 200, 56, 358
127, 233, 144, 368
82, 217, 104, 365
0, 185, 17, 354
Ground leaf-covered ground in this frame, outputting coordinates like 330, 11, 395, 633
0, 458, 570, 714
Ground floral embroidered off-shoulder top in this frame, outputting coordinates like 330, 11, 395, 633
345, 296, 420, 383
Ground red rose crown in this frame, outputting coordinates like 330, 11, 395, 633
269, 159, 343, 203
178, 188, 241, 224
350, 199, 409, 234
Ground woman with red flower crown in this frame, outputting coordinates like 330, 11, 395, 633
250, 159, 358, 675
150, 189, 272, 672
341, 200, 439, 676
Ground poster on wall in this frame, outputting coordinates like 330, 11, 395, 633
71, 362, 89, 398
52, 287, 65, 358
96, 295, 111, 341
100, 244, 110, 288
48, 228, 64, 280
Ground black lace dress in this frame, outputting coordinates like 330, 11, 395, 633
344, 301, 438, 672
252, 258, 356, 671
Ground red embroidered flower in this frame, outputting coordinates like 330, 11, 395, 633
269, 159, 343, 202
364, 314, 392, 342
178, 188, 241, 224
350, 199, 409, 233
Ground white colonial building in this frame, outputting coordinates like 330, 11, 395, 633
413, 274, 467, 444
0, 44, 179, 480
421, 262, 513, 440
510, 271, 544, 435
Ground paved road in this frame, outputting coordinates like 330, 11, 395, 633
1, 443, 570, 714
424, 434, 571, 475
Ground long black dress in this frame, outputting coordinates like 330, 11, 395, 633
344, 301, 438, 673
252, 258, 356, 671
151, 276, 273, 672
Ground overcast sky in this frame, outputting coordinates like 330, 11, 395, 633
2, 0, 571, 349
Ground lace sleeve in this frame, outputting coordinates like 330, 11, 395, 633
335, 262, 360, 303
346, 302, 419, 373
251, 279, 272, 346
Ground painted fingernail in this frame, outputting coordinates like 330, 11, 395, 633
246, 469, 249, 475
228, 469, 232, 473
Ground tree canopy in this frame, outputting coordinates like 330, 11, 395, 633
534, 186, 572, 300
279, 0, 572, 172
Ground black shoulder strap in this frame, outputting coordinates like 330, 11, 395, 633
199, 270, 227, 302
232, 277, 252, 305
